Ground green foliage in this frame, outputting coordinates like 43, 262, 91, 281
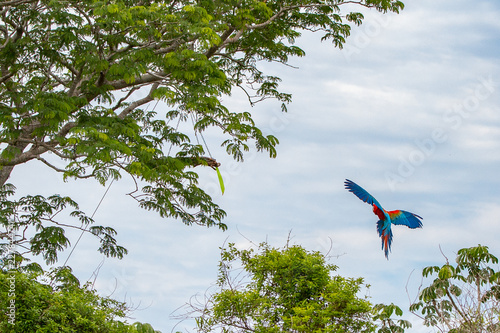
0, 184, 127, 266
1, 0, 403, 264
372, 303, 412, 333
410, 245, 500, 332
184, 242, 410, 332
0, 267, 161, 332
130, 322, 162, 333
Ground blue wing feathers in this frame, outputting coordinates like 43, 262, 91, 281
389, 210, 423, 229
344, 179, 384, 211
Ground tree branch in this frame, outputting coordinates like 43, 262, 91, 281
117, 82, 159, 119
2, 121, 77, 167
206, 28, 235, 58
107, 72, 164, 91
36, 156, 67, 173
35, 156, 94, 180
0, 0, 38, 7
444, 287, 471, 325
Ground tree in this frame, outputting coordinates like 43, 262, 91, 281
178, 241, 411, 332
410, 245, 500, 333
0, 0, 404, 265
0, 266, 161, 332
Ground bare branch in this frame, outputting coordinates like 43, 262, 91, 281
36, 156, 67, 173
111, 87, 140, 112
107, 72, 164, 91
117, 82, 159, 119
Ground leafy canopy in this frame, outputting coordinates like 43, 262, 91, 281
0, 266, 161, 332
410, 245, 500, 333
0, 0, 404, 265
179, 241, 411, 332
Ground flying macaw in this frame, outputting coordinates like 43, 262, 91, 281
344, 179, 423, 259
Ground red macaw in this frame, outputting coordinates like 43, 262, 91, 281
344, 179, 423, 259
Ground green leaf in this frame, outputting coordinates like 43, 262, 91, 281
438, 265, 454, 280
216, 167, 225, 195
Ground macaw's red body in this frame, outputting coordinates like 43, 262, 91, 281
344, 179, 423, 259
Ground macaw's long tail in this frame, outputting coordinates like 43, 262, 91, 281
377, 220, 393, 259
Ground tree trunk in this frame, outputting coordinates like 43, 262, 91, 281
0, 165, 14, 186
0, 139, 31, 186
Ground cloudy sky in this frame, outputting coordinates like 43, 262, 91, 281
9, 0, 500, 331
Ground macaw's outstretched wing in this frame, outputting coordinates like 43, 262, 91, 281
344, 179, 384, 211
388, 210, 423, 229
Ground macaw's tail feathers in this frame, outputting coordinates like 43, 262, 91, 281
377, 220, 393, 260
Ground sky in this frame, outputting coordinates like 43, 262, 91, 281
8, 0, 500, 332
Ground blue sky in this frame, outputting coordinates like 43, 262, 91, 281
9, 0, 500, 331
